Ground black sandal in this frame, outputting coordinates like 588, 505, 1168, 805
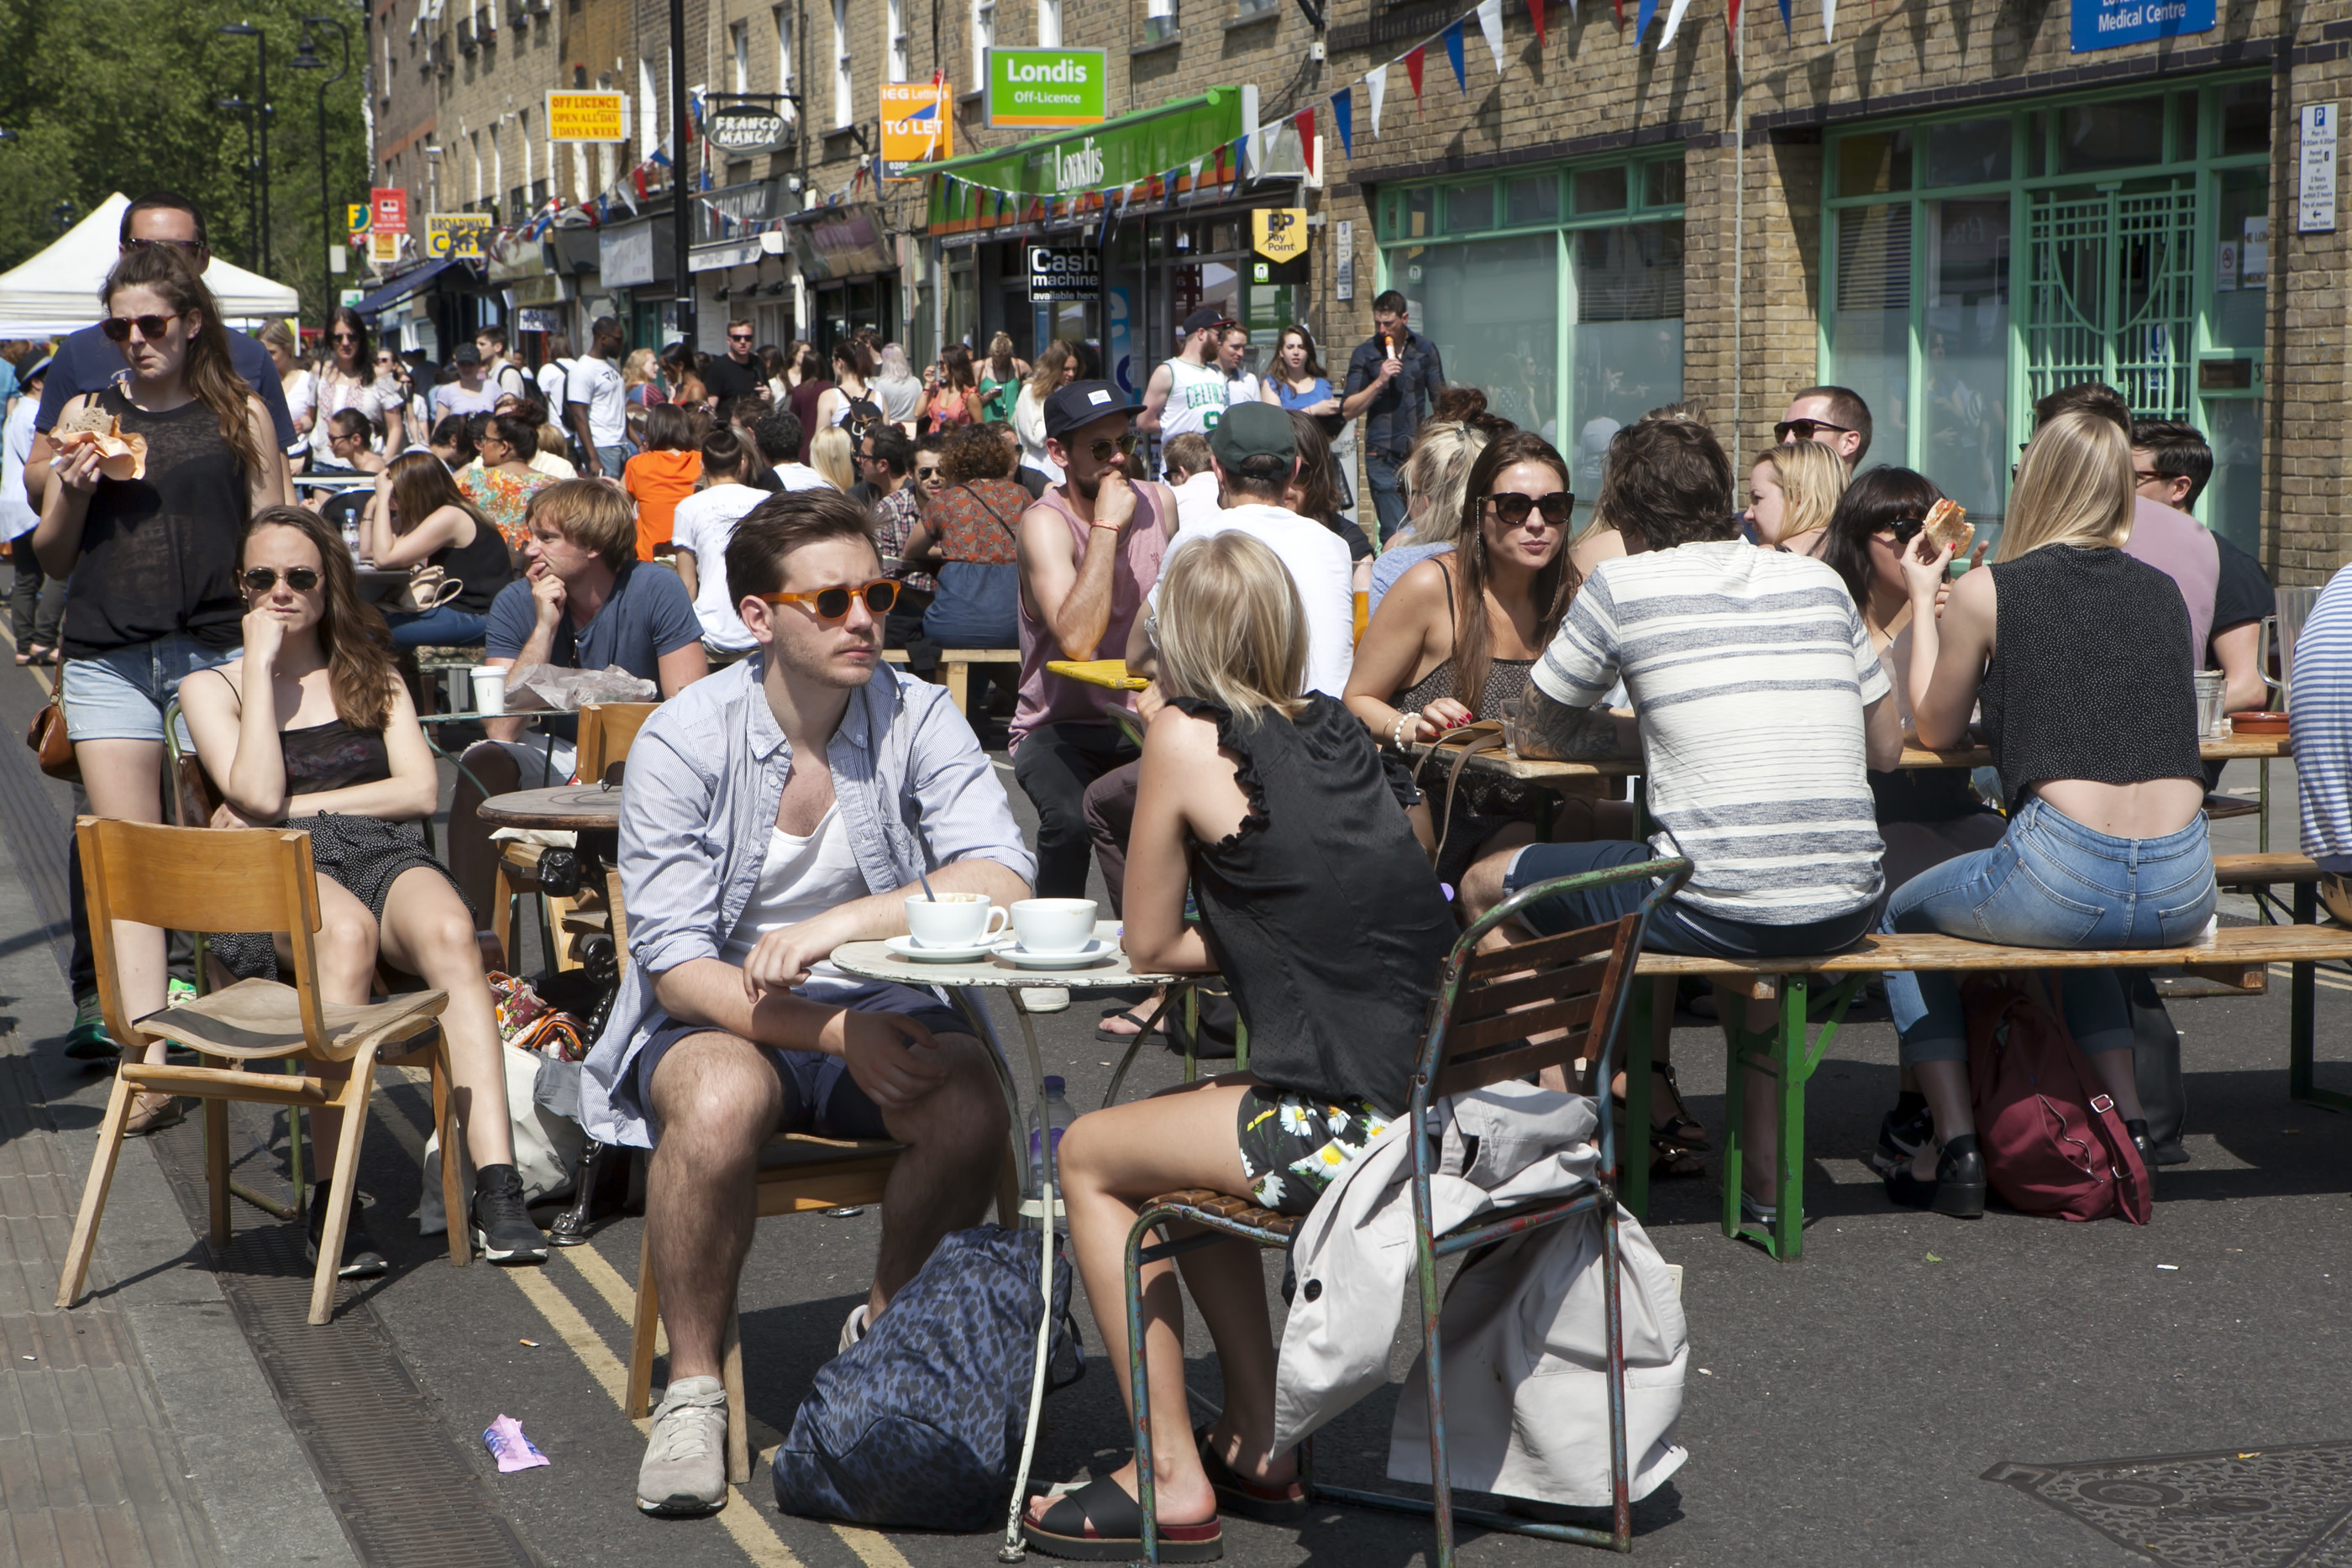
1194, 1426, 1308, 1524
1095, 1006, 1163, 1045
1647, 1062, 1710, 1151
1024, 1475, 1223, 1562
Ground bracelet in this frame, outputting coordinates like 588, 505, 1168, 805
1389, 710, 1420, 750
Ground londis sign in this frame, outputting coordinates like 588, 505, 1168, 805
984, 49, 1106, 129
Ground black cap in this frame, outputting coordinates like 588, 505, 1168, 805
1209, 401, 1298, 469
13, 350, 51, 383
452, 343, 482, 364
1180, 307, 1233, 337
1042, 380, 1134, 443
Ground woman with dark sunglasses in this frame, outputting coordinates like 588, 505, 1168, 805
177, 505, 545, 1274
308, 307, 403, 469
35, 243, 286, 1128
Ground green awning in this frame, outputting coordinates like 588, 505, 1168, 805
925, 87, 1254, 225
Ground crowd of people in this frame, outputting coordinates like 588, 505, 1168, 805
23, 187, 2302, 1558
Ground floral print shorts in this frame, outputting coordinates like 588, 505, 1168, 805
1235, 1087, 1393, 1217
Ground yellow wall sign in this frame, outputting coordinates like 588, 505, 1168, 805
879, 82, 953, 178
346, 202, 369, 235
369, 232, 402, 265
1252, 208, 1309, 263
426, 213, 493, 260
547, 90, 628, 143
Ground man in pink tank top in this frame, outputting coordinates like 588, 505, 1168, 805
1012, 380, 1176, 899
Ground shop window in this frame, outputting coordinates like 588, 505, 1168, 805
1641, 158, 1685, 207
1505, 174, 1558, 226
1829, 204, 1913, 462
1838, 130, 1913, 197
2170, 92, 2199, 161
1924, 118, 2008, 187
2056, 97, 2166, 174
1923, 200, 2010, 524
1446, 183, 1494, 233
1406, 233, 1560, 435
2219, 81, 2271, 157
1571, 165, 1625, 214
2212, 166, 2269, 349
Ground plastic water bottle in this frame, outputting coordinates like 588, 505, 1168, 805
1029, 1076, 1075, 1196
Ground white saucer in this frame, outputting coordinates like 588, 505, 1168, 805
1000, 938, 1116, 969
884, 933, 1008, 963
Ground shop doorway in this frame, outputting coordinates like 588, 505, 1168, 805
812, 277, 898, 357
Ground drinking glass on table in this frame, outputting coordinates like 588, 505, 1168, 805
1499, 691, 1525, 755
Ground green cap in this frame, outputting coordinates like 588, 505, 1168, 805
1208, 400, 1298, 470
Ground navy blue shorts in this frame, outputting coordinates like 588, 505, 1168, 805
1503, 840, 1884, 960
625, 981, 972, 1143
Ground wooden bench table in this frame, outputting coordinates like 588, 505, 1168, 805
1624, 920, 2352, 1261
881, 646, 1020, 716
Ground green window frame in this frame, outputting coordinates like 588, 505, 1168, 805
1821, 76, 2273, 552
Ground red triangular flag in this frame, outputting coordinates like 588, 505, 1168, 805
1294, 108, 1316, 174
633, 166, 648, 200
1727, 0, 1741, 31
1404, 46, 1425, 103
1528, 0, 1547, 43
1611, 0, 1624, 23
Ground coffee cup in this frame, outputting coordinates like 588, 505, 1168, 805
470, 665, 507, 718
904, 892, 1008, 949
1011, 898, 1099, 955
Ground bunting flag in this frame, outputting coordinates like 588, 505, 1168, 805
1613, 0, 1625, 26
1728, 0, 1741, 35
1822, 0, 1834, 37
1404, 46, 1425, 105
1294, 108, 1316, 174
1367, 63, 1389, 134
1778, 0, 1790, 29
1636, 0, 1657, 37
648, 145, 672, 169
1443, 22, 1467, 91
1477, 0, 1506, 70
1656, 0, 1694, 45
633, 165, 649, 201
1527, 0, 1547, 45
1331, 87, 1353, 158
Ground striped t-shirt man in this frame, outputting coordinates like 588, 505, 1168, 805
1532, 539, 1890, 926
2293, 560, 2352, 880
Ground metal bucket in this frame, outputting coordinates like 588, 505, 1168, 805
2194, 669, 2230, 738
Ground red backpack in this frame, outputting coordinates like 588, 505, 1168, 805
1965, 977, 2151, 1224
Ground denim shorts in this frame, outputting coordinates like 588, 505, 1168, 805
59, 634, 239, 744
622, 979, 971, 1142
1882, 795, 2216, 1064
1503, 839, 1886, 960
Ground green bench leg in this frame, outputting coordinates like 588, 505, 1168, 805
1773, 980, 1807, 1261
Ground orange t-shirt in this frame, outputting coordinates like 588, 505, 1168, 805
624, 448, 704, 560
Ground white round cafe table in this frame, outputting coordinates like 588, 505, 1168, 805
828, 920, 1205, 1560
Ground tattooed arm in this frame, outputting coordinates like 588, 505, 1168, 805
1517, 684, 1640, 762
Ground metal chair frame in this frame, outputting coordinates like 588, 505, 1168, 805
1121, 857, 1692, 1564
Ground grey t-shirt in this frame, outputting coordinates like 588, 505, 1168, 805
484, 561, 703, 741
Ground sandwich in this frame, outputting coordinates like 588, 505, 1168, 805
50, 406, 147, 482
1921, 497, 1970, 554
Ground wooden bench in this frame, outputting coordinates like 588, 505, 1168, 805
1624, 920, 2352, 1260
880, 646, 1021, 717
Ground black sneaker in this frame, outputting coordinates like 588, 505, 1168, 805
1870, 1102, 1935, 1177
470, 1163, 549, 1265
305, 1182, 389, 1278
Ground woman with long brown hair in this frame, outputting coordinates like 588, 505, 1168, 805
927, 343, 980, 430
308, 306, 402, 467
361, 449, 515, 648
36, 242, 287, 1123
179, 505, 545, 1274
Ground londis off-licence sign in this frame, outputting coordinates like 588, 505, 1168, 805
984, 49, 1106, 128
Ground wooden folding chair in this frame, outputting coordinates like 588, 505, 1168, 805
56, 818, 453, 1326
490, 700, 658, 972
1123, 856, 1693, 1564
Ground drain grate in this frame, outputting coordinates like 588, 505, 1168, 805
1987, 1441, 2352, 1565
146, 1114, 543, 1568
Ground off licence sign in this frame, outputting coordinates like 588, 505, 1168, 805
547, 91, 628, 142
984, 48, 1106, 128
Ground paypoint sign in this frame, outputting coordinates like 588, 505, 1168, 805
984, 48, 1106, 129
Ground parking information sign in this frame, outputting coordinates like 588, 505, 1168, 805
1027, 245, 1101, 302
2302, 103, 2339, 233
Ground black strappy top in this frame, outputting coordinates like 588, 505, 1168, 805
1389, 559, 1536, 718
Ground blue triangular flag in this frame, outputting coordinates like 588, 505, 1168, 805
1777, 0, 1790, 30
1333, 88, 1353, 159
1445, 23, 1467, 91
1636, 0, 1657, 35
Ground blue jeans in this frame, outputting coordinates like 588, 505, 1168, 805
921, 560, 1019, 648
1504, 839, 1885, 960
596, 443, 633, 479
1882, 795, 2216, 1066
382, 605, 489, 650
1366, 448, 1408, 541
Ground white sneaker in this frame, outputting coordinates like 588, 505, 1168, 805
1020, 986, 1070, 1014
837, 1302, 869, 1352
636, 1375, 728, 1516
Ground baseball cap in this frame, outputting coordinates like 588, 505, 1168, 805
452, 343, 482, 364
1180, 307, 1233, 337
13, 350, 51, 383
1042, 380, 1133, 443
1207, 401, 1297, 469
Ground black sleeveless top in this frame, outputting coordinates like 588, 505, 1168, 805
279, 717, 393, 794
1980, 545, 2203, 815
429, 511, 516, 615
61, 383, 250, 659
1389, 559, 1537, 717
1174, 693, 1456, 1116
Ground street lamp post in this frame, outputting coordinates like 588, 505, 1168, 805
288, 18, 350, 303
216, 95, 260, 266
221, 23, 272, 275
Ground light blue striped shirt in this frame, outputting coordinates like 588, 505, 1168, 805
2293, 562, 2352, 873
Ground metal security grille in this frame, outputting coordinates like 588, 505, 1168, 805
2026, 186, 2200, 418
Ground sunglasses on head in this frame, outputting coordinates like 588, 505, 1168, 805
1087, 433, 1137, 464
243, 566, 320, 593
760, 579, 900, 621
101, 312, 181, 343
128, 237, 202, 253
1486, 490, 1574, 526
1775, 417, 1854, 442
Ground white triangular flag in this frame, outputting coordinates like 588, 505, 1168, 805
1367, 64, 1388, 137
1657, 0, 1695, 45
1823, 0, 1835, 39
1477, 0, 1507, 71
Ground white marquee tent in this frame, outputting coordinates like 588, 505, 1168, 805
0, 193, 300, 337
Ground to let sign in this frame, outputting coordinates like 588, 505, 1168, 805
880, 81, 953, 177
2302, 103, 2339, 233
2071, 0, 2213, 50
548, 91, 628, 143
371, 187, 409, 234
1028, 245, 1101, 302
985, 49, 1107, 128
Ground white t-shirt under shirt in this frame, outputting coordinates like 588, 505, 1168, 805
1156, 501, 1354, 699
1531, 538, 1888, 926
671, 482, 767, 652
566, 354, 629, 448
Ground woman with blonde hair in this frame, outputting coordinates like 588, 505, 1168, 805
807, 422, 858, 491
1013, 340, 1075, 490
259, 318, 315, 448
622, 346, 661, 408
1364, 414, 1497, 615
1746, 439, 1848, 555
979, 330, 1028, 423
1022, 530, 1454, 1560
1884, 407, 2213, 1218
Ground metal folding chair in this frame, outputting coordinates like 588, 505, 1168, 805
1121, 856, 1692, 1563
